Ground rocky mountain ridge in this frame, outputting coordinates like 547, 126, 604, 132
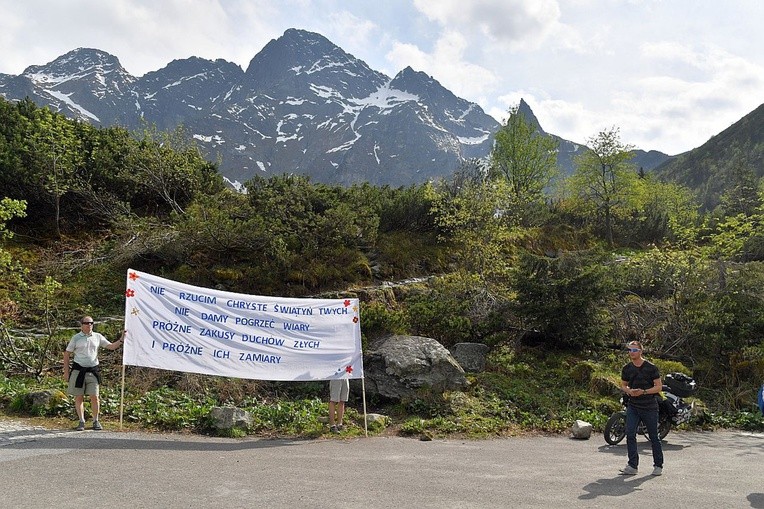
0, 28, 669, 187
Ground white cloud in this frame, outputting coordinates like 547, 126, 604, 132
0, 0, 282, 76
529, 97, 596, 145
386, 30, 498, 99
603, 42, 764, 153
326, 11, 378, 46
320, 10, 389, 74
412, 0, 561, 49
2, 0, 764, 156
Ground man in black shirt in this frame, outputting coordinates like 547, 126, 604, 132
619, 340, 663, 476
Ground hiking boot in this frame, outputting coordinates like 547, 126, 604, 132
92, 420, 103, 431
76, 421, 86, 431
619, 465, 638, 475
652, 466, 663, 476
330, 425, 338, 434
337, 424, 344, 431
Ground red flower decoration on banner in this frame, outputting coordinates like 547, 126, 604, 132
344, 299, 351, 307
125, 289, 135, 298
353, 316, 358, 323
129, 272, 140, 281
345, 365, 353, 374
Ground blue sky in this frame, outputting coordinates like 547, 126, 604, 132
2, 0, 763, 155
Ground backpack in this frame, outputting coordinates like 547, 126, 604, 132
664, 372, 697, 397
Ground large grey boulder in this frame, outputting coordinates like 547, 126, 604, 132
209, 406, 252, 430
450, 342, 490, 372
364, 335, 467, 400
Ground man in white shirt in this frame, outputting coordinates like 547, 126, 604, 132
63, 316, 125, 431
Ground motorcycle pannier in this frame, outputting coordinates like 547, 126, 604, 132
659, 397, 678, 416
664, 372, 697, 397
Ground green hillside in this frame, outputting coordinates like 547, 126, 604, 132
654, 103, 764, 211
1, 97, 763, 437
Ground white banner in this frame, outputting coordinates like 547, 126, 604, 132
122, 269, 363, 381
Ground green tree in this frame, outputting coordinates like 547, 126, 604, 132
242, 174, 382, 292
511, 249, 613, 350
718, 158, 761, 217
569, 127, 644, 247
26, 108, 84, 237
0, 197, 27, 280
490, 104, 558, 224
681, 261, 764, 391
124, 124, 222, 216
67, 125, 134, 227
375, 183, 436, 234
427, 176, 517, 291
648, 180, 701, 247
0, 99, 28, 200
0, 197, 35, 374
619, 177, 701, 248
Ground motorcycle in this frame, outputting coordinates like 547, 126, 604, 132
604, 372, 696, 445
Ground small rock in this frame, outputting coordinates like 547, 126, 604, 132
571, 419, 593, 440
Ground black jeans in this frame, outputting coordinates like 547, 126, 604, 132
625, 404, 663, 469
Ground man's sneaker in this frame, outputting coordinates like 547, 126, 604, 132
92, 420, 103, 431
76, 421, 86, 431
652, 466, 663, 476
330, 425, 338, 434
337, 424, 344, 431
619, 465, 638, 475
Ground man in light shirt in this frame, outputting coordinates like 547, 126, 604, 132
63, 316, 125, 431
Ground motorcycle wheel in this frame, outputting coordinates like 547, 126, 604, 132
658, 416, 671, 440
604, 411, 627, 445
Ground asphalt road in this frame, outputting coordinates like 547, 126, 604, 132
1, 422, 762, 509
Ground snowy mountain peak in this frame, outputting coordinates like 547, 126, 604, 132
139, 56, 243, 91
244, 29, 387, 98
23, 48, 132, 87
390, 67, 463, 108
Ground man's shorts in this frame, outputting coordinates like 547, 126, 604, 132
67, 370, 100, 397
329, 379, 349, 402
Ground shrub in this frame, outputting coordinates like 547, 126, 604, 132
124, 387, 216, 430
653, 359, 692, 377
570, 361, 596, 383
405, 293, 473, 347
360, 301, 408, 341
247, 398, 326, 436
511, 249, 614, 350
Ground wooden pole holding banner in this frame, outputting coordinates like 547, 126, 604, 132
361, 376, 368, 437
119, 363, 126, 430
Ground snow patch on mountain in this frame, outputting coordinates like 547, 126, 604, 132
354, 82, 419, 110
306, 60, 346, 74
46, 90, 100, 122
163, 72, 209, 90
459, 133, 490, 145
193, 133, 225, 144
